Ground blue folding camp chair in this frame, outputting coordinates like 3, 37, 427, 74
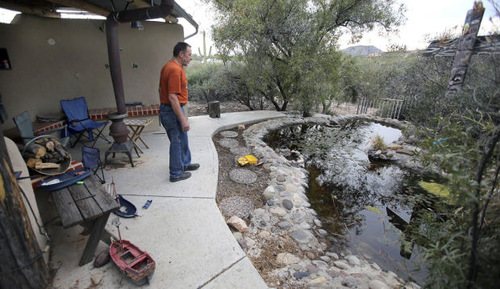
82, 146, 105, 184
60, 97, 111, 148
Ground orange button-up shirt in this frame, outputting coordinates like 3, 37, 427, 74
159, 60, 188, 105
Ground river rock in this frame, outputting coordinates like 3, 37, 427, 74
282, 199, 293, 210
319, 255, 331, 262
270, 206, 287, 216
306, 252, 316, 260
245, 237, 256, 248
333, 260, 351, 270
291, 229, 313, 244
396, 148, 414, 156
277, 174, 287, 182
233, 232, 243, 240
389, 144, 403, 150
237, 238, 247, 250
299, 221, 311, 230
326, 252, 339, 260
312, 260, 328, 269
327, 269, 340, 278
279, 221, 292, 229
346, 255, 361, 266
292, 193, 303, 205
276, 252, 301, 265
263, 186, 275, 200
293, 272, 309, 280
306, 264, 320, 274
309, 275, 328, 286
285, 183, 299, 193
369, 279, 390, 289
342, 277, 359, 288
317, 229, 328, 236
227, 216, 248, 233
292, 212, 304, 223
275, 184, 285, 191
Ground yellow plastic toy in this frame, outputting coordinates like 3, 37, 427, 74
238, 155, 258, 166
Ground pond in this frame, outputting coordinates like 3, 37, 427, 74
263, 120, 430, 284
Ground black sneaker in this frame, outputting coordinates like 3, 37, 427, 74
184, 163, 200, 171
170, 172, 191, 182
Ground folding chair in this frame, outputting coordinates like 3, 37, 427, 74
60, 97, 111, 148
82, 146, 105, 184
13, 110, 70, 147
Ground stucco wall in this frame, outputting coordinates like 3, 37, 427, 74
0, 14, 184, 132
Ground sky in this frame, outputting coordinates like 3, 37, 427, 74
177, 0, 499, 53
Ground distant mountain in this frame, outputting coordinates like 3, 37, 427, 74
341, 45, 382, 56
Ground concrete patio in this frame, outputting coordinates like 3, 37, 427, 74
35, 110, 285, 289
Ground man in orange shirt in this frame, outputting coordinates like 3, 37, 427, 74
159, 42, 199, 182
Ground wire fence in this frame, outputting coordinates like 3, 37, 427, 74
356, 97, 405, 119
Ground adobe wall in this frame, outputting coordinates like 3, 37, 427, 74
0, 14, 183, 132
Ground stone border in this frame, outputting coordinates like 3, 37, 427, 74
232, 114, 421, 288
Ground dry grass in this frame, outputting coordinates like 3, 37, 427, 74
250, 233, 311, 288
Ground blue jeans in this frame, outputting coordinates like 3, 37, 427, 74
160, 104, 191, 178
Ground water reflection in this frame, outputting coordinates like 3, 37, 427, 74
264, 120, 428, 284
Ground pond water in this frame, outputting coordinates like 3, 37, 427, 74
264, 120, 429, 284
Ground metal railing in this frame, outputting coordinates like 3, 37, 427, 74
356, 98, 405, 119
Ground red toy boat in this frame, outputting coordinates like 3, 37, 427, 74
109, 240, 156, 285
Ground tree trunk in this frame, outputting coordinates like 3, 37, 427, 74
467, 125, 500, 287
0, 130, 48, 289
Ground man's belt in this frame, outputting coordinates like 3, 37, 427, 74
161, 103, 185, 107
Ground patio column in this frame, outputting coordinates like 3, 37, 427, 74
105, 16, 128, 144
104, 0, 175, 144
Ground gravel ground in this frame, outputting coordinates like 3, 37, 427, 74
212, 127, 269, 212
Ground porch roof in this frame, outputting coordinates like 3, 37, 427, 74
0, 0, 198, 35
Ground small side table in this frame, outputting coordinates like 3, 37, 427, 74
124, 118, 153, 154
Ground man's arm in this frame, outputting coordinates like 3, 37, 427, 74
168, 93, 190, 132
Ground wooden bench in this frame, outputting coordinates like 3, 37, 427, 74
51, 175, 119, 266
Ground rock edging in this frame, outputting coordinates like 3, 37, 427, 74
228, 114, 421, 288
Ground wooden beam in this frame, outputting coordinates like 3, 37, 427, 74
445, 2, 485, 97
45, 0, 110, 16
132, 0, 151, 9
0, 0, 60, 18
423, 36, 500, 57
133, 0, 178, 23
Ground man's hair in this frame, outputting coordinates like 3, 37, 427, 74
173, 42, 191, 57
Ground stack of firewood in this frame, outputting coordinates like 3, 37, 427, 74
23, 137, 70, 171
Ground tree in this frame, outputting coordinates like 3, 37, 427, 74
393, 31, 500, 289
208, 0, 405, 116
